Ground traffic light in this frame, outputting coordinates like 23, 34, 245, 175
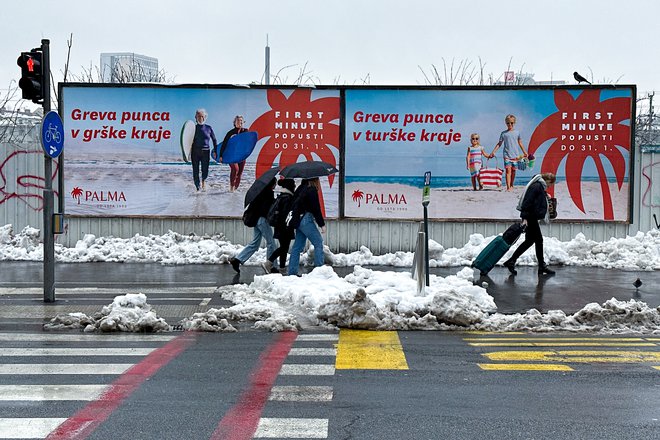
17, 50, 44, 103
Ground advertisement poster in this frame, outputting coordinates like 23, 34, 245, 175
344, 87, 633, 221
62, 86, 340, 217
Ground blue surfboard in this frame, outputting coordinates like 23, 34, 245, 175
213, 131, 258, 164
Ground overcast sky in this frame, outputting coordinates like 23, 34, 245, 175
1, 0, 658, 98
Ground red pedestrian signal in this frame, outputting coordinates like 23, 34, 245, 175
17, 51, 44, 103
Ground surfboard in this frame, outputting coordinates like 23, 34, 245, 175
179, 120, 195, 163
213, 131, 259, 164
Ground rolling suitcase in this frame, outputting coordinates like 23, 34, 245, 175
472, 223, 525, 276
471, 236, 511, 276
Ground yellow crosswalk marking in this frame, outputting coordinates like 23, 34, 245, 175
464, 337, 646, 342
478, 363, 573, 371
469, 342, 655, 347
483, 350, 660, 363
335, 330, 408, 370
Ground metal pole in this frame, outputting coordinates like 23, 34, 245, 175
423, 204, 430, 287
42, 39, 55, 303
264, 35, 270, 85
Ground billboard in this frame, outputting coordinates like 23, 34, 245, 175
62, 85, 340, 217
344, 87, 634, 221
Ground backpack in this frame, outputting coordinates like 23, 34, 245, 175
242, 203, 259, 227
267, 194, 290, 227
285, 209, 302, 229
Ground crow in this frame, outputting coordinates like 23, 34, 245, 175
633, 278, 642, 289
573, 72, 591, 84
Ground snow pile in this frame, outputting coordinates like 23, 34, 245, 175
60, 230, 243, 265
249, 266, 494, 330
478, 299, 660, 334
181, 284, 301, 332
2, 224, 659, 271
44, 293, 170, 332
0, 224, 42, 260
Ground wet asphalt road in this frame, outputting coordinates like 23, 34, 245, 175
0, 261, 657, 314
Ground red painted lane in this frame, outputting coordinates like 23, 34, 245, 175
210, 331, 298, 440
46, 333, 197, 440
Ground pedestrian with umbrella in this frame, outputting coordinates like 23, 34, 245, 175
280, 161, 338, 277
263, 178, 297, 274
229, 168, 279, 273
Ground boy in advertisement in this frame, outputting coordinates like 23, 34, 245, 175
489, 114, 528, 191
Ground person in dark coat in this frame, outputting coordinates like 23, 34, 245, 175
503, 172, 557, 276
191, 109, 217, 191
287, 177, 326, 276
263, 178, 296, 274
229, 178, 276, 273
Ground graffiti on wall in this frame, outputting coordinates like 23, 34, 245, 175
0, 149, 59, 211
640, 159, 660, 228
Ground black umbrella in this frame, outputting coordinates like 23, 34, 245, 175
244, 167, 279, 207
280, 161, 338, 179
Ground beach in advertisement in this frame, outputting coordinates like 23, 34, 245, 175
63, 86, 340, 218
345, 179, 629, 221
66, 161, 339, 217
344, 87, 634, 221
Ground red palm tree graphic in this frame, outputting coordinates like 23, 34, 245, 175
71, 187, 83, 204
528, 89, 631, 220
250, 89, 340, 216
352, 189, 364, 207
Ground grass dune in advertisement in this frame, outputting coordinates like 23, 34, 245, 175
63, 86, 340, 218
344, 88, 633, 221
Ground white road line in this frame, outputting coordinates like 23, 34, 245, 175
0, 287, 218, 295
254, 418, 328, 438
279, 364, 335, 376
0, 385, 107, 401
0, 418, 66, 439
140, 298, 210, 302
0, 364, 133, 375
269, 386, 333, 402
199, 298, 212, 306
288, 348, 337, 356
0, 333, 175, 342
296, 334, 338, 342
0, 347, 155, 356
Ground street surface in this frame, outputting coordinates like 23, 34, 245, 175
0, 261, 659, 439
0, 330, 659, 439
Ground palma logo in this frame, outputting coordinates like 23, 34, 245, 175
70, 186, 127, 204
71, 187, 83, 204
352, 190, 364, 207
352, 188, 408, 207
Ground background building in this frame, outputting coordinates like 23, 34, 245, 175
100, 53, 159, 83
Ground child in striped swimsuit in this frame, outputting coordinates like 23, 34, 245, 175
466, 133, 488, 190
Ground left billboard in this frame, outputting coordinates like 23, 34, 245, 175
62, 85, 340, 217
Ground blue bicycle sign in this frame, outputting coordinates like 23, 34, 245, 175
44, 123, 61, 144
41, 111, 64, 158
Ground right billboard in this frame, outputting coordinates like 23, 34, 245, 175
344, 87, 634, 222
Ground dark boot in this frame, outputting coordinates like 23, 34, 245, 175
503, 259, 517, 275
230, 257, 241, 273
538, 264, 555, 275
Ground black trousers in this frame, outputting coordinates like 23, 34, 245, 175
509, 218, 545, 266
269, 238, 292, 268
191, 149, 210, 189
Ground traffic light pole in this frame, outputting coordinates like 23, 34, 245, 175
41, 39, 55, 303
